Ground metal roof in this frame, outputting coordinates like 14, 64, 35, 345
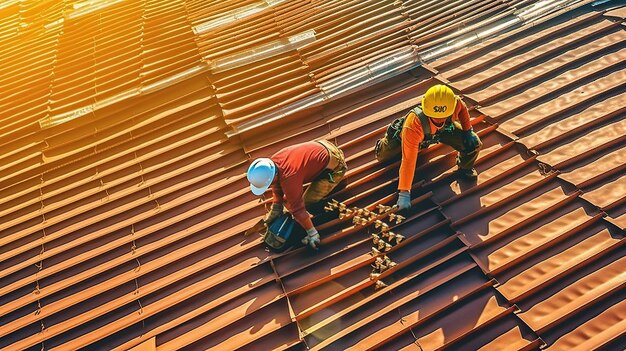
0, 0, 624, 350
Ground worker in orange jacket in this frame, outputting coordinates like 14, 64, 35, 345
375, 84, 482, 210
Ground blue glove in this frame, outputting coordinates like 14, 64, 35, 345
302, 227, 320, 250
396, 191, 411, 210
462, 128, 480, 151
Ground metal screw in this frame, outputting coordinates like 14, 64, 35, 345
375, 281, 388, 290
377, 204, 392, 214
380, 222, 390, 233
383, 256, 392, 265
372, 257, 384, 270
377, 240, 386, 250
394, 215, 405, 224
371, 234, 380, 244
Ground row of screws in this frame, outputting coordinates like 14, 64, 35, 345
370, 212, 403, 291
327, 200, 406, 291
372, 232, 404, 247
371, 255, 397, 272
327, 200, 405, 226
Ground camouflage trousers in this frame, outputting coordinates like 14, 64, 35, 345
375, 123, 482, 170
303, 140, 348, 207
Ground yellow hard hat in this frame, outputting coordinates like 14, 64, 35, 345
422, 84, 457, 119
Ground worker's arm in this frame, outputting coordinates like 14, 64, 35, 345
398, 113, 424, 192
280, 176, 314, 230
262, 184, 285, 224
283, 181, 320, 249
271, 183, 284, 204
455, 99, 472, 131
275, 176, 320, 249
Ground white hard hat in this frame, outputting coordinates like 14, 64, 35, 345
247, 158, 276, 196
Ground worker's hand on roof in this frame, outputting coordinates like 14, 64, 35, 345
302, 227, 320, 250
264, 203, 283, 225
397, 191, 411, 210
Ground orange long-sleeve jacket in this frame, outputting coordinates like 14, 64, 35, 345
398, 99, 472, 191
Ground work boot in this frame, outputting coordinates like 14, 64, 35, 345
457, 167, 478, 179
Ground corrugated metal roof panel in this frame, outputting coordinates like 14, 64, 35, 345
0, 1, 624, 350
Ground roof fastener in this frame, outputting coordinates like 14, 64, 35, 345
371, 234, 380, 244
375, 220, 390, 231
377, 240, 386, 250
377, 204, 392, 214
395, 234, 405, 244
372, 257, 385, 269
375, 281, 388, 290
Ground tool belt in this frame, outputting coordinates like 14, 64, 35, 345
316, 139, 347, 183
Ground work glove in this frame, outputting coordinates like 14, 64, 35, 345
396, 191, 411, 210
462, 128, 480, 151
264, 203, 283, 225
302, 227, 321, 250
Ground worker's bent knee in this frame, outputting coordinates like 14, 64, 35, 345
375, 137, 401, 162
304, 179, 336, 207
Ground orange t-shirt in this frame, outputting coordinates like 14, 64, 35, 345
398, 99, 472, 191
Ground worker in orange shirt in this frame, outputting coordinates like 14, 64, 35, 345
375, 84, 482, 210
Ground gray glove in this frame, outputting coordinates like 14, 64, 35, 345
397, 191, 411, 210
302, 227, 321, 250
264, 203, 283, 225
